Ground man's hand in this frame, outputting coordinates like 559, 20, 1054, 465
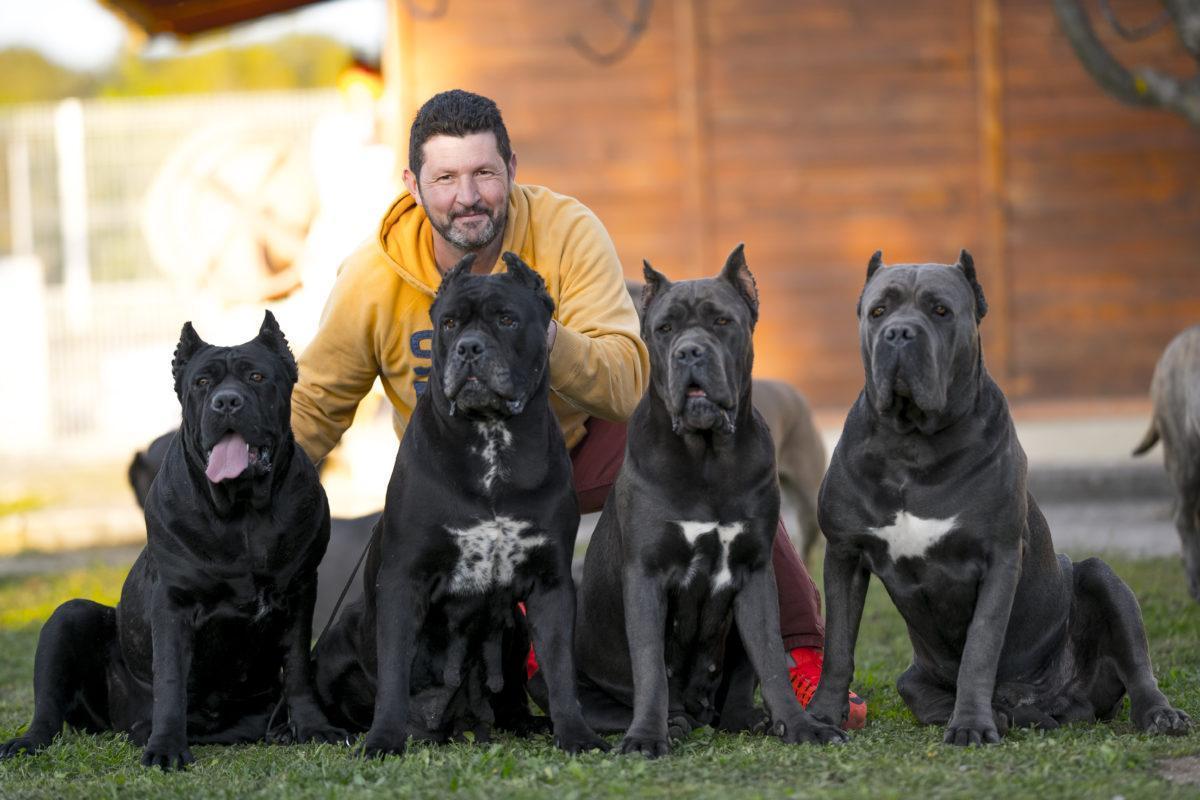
547, 319, 558, 352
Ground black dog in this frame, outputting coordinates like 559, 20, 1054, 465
127, 429, 380, 633
313, 253, 607, 757
0, 312, 346, 769
807, 251, 1192, 744
572, 246, 847, 757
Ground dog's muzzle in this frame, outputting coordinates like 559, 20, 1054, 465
442, 334, 528, 418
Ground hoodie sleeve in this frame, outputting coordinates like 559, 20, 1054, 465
546, 208, 649, 422
291, 251, 383, 464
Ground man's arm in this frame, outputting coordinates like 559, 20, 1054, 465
291, 254, 383, 464
547, 211, 649, 422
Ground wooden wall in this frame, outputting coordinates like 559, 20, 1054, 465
383, 0, 1200, 410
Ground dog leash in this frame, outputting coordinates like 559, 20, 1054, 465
265, 518, 381, 740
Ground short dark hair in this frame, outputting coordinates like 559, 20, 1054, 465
408, 90, 512, 178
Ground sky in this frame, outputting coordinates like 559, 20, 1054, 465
0, 0, 388, 71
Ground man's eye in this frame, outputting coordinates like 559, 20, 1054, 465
871, 306, 886, 318
249, 372, 265, 383
196, 377, 210, 387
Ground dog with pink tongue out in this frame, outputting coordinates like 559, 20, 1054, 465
0, 311, 348, 770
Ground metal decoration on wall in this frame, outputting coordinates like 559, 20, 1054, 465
403, 0, 449, 20
568, 0, 653, 66
1097, 0, 1170, 41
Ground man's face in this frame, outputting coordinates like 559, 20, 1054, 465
406, 131, 515, 252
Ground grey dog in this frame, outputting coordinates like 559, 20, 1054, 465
1133, 324, 1200, 602
807, 251, 1191, 744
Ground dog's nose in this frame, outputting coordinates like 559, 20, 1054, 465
210, 390, 244, 414
674, 342, 706, 366
883, 323, 917, 345
455, 333, 486, 360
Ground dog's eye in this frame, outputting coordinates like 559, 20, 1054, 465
870, 306, 886, 319
714, 317, 730, 327
196, 377, 210, 387
933, 305, 948, 317
442, 318, 457, 331
498, 314, 516, 328
249, 372, 265, 383
657, 323, 672, 334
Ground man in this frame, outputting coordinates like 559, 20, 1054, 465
290, 89, 864, 727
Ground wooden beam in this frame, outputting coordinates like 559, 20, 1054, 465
974, 0, 1012, 389
673, 0, 707, 277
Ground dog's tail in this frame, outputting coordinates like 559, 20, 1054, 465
1132, 418, 1160, 457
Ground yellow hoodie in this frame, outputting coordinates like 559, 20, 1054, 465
291, 183, 649, 463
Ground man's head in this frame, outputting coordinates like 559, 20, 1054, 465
403, 90, 516, 253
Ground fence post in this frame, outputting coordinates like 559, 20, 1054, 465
0, 256, 51, 454
55, 97, 92, 331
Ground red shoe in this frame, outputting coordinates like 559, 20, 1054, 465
788, 647, 867, 730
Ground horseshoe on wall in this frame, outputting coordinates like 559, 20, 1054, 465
568, 0, 653, 66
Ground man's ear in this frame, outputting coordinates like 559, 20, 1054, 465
256, 310, 298, 384
856, 250, 884, 318
642, 260, 672, 317
956, 249, 988, 323
718, 243, 759, 327
172, 321, 207, 398
507, 150, 518, 184
402, 167, 421, 205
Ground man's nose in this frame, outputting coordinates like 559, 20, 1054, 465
455, 175, 481, 207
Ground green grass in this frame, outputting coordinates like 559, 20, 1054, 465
1, 555, 1199, 799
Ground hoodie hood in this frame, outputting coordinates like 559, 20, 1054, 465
377, 185, 534, 296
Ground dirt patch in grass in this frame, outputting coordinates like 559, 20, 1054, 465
1160, 755, 1200, 786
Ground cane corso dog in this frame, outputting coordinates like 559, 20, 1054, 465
127, 429, 381, 632
807, 251, 1192, 744
625, 281, 827, 562
0, 312, 346, 769
575, 246, 847, 757
1133, 325, 1200, 603
312, 252, 607, 758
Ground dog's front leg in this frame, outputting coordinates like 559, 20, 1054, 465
807, 544, 870, 728
282, 580, 348, 744
733, 562, 847, 744
524, 577, 609, 754
619, 564, 672, 757
361, 570, 426, 758
141, 596, 195, 770
945, 552, 1019, 746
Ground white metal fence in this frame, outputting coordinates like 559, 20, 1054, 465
0, 90, 344, 460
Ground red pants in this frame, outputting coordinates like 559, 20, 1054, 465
570, 417, 824, 650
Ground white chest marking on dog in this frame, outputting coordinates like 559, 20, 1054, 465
446, 515, 546, 594
676, 520, 746, 592
868, 511, 958, 560
473, 421, 513, 493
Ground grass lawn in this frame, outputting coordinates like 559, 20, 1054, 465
1, 553, 1198, 799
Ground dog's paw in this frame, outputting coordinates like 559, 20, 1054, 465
0, 734, 50, 760
806, 691, 848, 729
294, 723, 352, 746
1141, 706, 1193, 736
495, 712, 553, 738
553, 721, 610, 755
618, 732, 669, 758
667, 714, 698, 741
943, 713, 1002, 747
140, 737, 195, 771
357, 734, 407, 759
772, 714, 849, 745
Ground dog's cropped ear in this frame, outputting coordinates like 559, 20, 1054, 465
256, 310, 298, 384
956, 249, 988, 323
856, 250, 885, 318
172, 321, 207, 397
641, 260, 671, 315
436, 253, 477, 298
718, 243, 759, 327
501, 251, 554, 317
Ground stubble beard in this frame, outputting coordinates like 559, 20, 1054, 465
422, 190, 508, 252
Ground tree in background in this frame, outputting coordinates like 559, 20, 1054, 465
1054, 0, 1200, 127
